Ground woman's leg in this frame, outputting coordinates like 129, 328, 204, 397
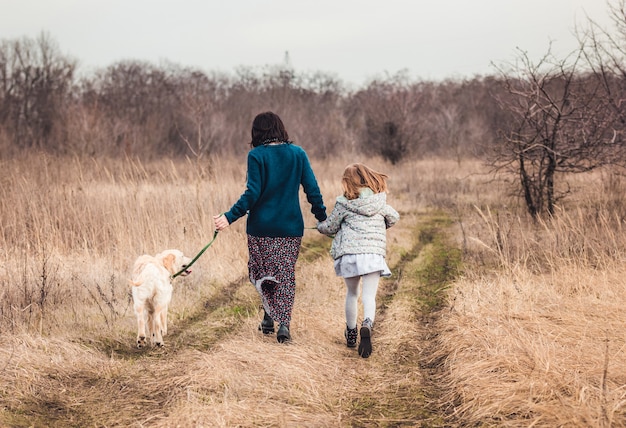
344, 276, 360, 329
248, 235, 301, 328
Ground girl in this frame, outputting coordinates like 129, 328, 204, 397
317, 163, 399, 358
214, 112, 327, 343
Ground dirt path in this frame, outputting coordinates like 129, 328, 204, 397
0, 211, 459, 427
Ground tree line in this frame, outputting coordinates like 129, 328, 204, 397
2, 0, 626, 218
0, 33, 499, 161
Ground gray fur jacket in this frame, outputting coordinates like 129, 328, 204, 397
317, 189, 400, 260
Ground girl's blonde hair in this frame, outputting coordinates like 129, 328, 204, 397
342, 163, 389, 200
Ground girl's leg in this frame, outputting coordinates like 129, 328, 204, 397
344, 276, 360, 329
358, 272, 380, 358
361, 272, 380, 324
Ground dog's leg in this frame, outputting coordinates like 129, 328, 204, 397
153, 305, 165, 347
134, 303, 147, 349
161, 305, 168, 336
147, 310, 157, 346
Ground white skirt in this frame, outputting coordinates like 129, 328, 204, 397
334, 253, 391, 278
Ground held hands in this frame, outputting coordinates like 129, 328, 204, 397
213, 213, 230, 231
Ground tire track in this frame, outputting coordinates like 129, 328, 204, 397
342, 212, 462, 426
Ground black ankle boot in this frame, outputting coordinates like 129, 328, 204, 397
258, 311, 274, 334
277, 324, 291, 343
345, 326, 358, 348
358, 318, 373, 358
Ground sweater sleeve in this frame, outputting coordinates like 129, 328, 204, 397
224, 153, 262, 225
300, 150, 327, 222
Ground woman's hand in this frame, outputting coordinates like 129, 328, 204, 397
213, 213, 230, 231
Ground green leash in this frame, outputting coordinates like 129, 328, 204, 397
172, 222, 321, 279
171, 230, 219, 279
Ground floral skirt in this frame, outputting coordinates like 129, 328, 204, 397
247, 235, 302, 327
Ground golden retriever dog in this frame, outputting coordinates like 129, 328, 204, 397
130, 249, 192, 348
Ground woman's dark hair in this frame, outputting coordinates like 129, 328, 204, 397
250, 111, 290, 147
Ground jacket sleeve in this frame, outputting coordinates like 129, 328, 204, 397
317, 202, 344, 235
383, 205, 400, 229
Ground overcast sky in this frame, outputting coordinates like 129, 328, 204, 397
0, 0, 616, 87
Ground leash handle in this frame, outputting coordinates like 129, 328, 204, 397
171, 230, 219, 279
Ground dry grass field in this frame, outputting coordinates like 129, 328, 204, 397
1, 152, 626, 427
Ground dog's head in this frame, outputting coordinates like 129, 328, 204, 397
157, 249, 192, 277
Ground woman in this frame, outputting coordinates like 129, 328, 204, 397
213, 112, 327, 343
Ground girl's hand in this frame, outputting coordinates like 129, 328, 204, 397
213, 214, 230, 231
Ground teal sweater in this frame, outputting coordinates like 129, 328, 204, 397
224, 143, 327, 237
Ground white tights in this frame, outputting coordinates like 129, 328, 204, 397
344, 272, 380, 329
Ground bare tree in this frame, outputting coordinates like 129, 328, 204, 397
172, 68, 227, 160
94, 60, 173, 155
0, 33, 75, 151
350, 73, 424, 164
582, 0, 626, 132
492, 47, 622, 218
